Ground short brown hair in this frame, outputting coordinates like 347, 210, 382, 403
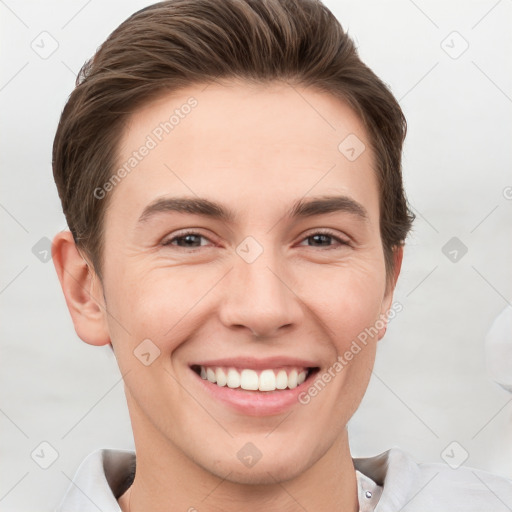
53, 0, 415, 285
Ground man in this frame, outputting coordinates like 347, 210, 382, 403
51, 0, 512, 510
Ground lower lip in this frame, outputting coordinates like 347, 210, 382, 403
192, 369, 316, 416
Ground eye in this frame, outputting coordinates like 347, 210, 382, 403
161, 229, 350, 251
298, 230, 350, 249
162, 230, 213, 249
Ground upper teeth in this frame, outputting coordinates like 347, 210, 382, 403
199, 366, 308, 391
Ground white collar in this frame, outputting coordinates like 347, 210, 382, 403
60, 446, 489, 512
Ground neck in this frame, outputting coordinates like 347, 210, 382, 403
119, 396, 359, 512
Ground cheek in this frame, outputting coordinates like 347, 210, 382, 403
105, 264, 221, 352
298, 269, 383, 423
298, 261, 386, 346
104, 242, 387, 359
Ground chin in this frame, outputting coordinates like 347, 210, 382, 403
197, 445, 317, 486
213, 462, 306, 486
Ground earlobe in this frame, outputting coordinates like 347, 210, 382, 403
52, 231, 111, 346
377, 245, 404, 341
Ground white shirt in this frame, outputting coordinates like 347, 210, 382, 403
55, 447, 512, 511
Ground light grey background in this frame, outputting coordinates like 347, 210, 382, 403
1, 0, 511, 510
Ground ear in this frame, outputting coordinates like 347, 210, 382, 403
377, 245, 404, 341
52, 230, 111, 346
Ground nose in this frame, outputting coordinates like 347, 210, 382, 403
218, 244, 303, 338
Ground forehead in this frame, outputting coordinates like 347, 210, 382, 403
108, 80, 379, 227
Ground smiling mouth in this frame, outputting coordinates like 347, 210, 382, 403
191, 365, 320, 392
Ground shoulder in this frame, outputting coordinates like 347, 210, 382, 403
353, 446, 512, 511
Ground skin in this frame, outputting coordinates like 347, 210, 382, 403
53, 79, 403, 512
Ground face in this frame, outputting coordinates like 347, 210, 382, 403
96, 80, 398, 483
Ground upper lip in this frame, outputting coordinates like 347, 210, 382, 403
190, 356, 320, 370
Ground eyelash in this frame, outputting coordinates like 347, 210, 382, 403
161, 229, 350, 251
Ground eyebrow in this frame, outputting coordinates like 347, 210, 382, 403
137, 194, 369, 224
